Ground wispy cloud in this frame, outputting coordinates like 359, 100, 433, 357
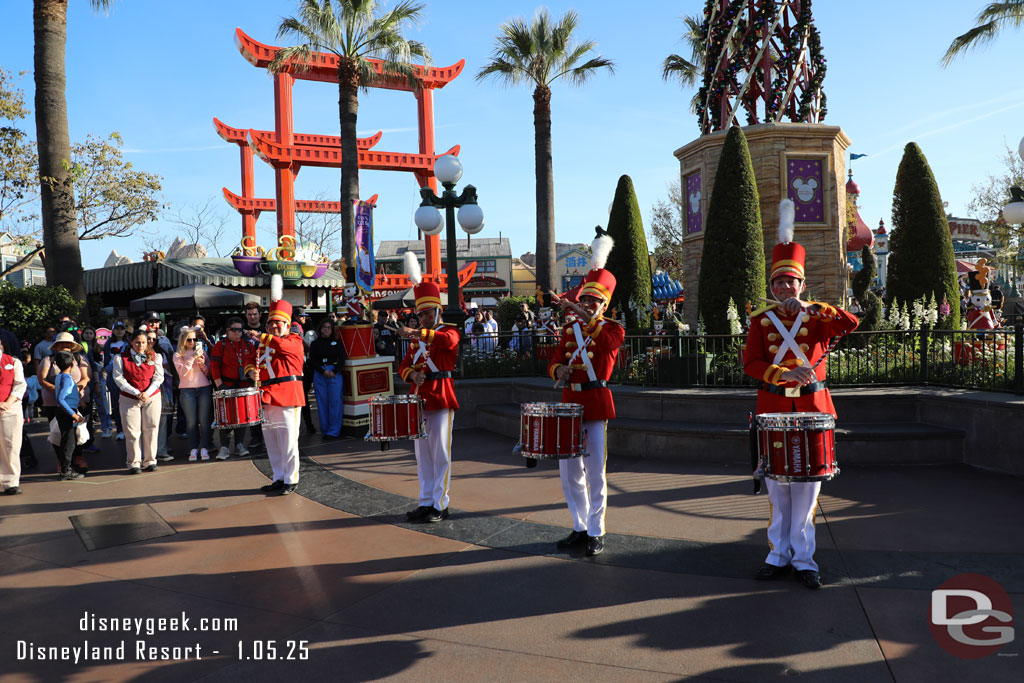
123, 145, 226, 154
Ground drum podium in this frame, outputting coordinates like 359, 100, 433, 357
338, 323, 394, 436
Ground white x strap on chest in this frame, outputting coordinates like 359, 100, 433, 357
766, 310, 811, 367
413, 335, 439, 373
258, 346, 276, 379
567, 322, 598, 383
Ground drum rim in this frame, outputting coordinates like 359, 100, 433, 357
516, 448, 588, 459
213, 387, 260, 397
364, 432, 428, 441
756, 412, 835, 428
369, 394, 424, 405
521, 401, 584, 416
765, 468, 840, 483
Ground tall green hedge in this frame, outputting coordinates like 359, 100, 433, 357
698, 126, 765, 333
852, 245, 880, 332
0, 283, 83, 345
886, 142, 960, 329
605, 174, 652, 330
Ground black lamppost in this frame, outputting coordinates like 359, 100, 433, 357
414, 154, 485, 325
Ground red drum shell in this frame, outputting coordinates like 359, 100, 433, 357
213, 388, 262, 429
517, 403, 585, 459
338, 324, 375, 360
757, 412, 838, 482
366, 395, 425, 441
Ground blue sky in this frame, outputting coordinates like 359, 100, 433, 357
2, 0, 1022, 270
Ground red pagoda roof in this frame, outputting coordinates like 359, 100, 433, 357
214, 118, 381, 150
235, 29, 464, 92
222, 188, 377, 214
846, 209, 875, 251
248, 128, 459, 172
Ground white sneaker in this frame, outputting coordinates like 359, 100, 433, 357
234, 443, 249, 457
188, 449, 198, 462
215, 447, 230, 460
116, 432, 125, 441
200, 448, 210, 461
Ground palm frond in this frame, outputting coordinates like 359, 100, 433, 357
663, 54, 699, 85
976, 1, 1024, 25
560, 57, 615, 87
941, 21, 999, 66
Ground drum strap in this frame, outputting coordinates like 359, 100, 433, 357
568, 322, 598, 383
759, 380, 825, 396
257, 345, 275, 379
413, 337, 439, 374
766, 311, 811, 366
569, 380, 608, 391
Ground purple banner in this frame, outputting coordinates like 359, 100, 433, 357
354, 200, 376, 295
686, 171, 703, 235
787, 158, 824, 223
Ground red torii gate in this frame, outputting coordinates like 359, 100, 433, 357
216, 28, 467, 277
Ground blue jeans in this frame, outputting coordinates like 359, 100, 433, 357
312, 368, 344, 437
179, 385, 213, 451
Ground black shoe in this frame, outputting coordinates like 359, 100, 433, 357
795, 570, 822, 590
425, 507, 449, 523
280, 483, 298, 495
143, 464, 158, 472
260, 480, 284, 493
556, 530, 589, 549
62, 471, 84, 481
756, 563, 790, 580
405, 505, 431, 521
127, 467, 142, 475
4, 486, 21, 495
585, 535, 605, 556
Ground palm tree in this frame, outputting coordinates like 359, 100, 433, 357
476, 9, 614, 298
662, 14, 705, 115
271, 0, 429, 281
942, 1, 1024, 66
33, 0, 113, 302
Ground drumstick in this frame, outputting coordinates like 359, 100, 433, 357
549, 290, 591, 323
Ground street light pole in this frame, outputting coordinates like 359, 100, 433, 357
414, 155, 485, 325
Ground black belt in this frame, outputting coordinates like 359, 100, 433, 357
425, 371, 452, 380
759, 380, 825, 396
262, 375, 302, 386
569, 379, 608, 391
219, 377, 252, 388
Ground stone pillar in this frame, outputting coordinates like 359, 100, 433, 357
673, 123, 852, 328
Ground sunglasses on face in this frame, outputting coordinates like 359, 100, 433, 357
185, 338, 196, 343
228, 327, 243, 332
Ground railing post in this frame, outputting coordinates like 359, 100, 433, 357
1015, 325, 1023, 394
919, 326, 929, 384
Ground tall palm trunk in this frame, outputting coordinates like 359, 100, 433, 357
533, 84, 555, 299
338, 58, 360, 283
33, 0, 84, 301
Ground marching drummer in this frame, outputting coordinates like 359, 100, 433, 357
547, 233, 624, 557
743, 200, 859, 589
209, 316, 258, 459
245, 276, 306, 495
396, 252, 460, 523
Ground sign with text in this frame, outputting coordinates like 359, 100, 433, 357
948, 217, 990, 243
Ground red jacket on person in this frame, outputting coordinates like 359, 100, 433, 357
547, 317, 625, 422
398, 323, 460, 411
245, 333, 306, 407
210, 337, 257, 387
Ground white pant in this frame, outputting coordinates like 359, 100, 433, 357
121, 397, 161, 469
765, 478, 822, 571
264, 405, 300, 485
415, 409, 454, 510
0, 406, 23, 488
559, 420, 608, 537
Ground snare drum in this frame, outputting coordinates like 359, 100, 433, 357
756, 412, 838, 482
365, 394, 426, 441
514, 402, 586, 459
338, 324, 376, 360
213, 387, 263, 429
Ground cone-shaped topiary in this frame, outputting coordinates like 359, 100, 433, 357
886, 143, 960, 329
852, 245, 880, 332
698, 126, 765, 333
605, 174, 653, 330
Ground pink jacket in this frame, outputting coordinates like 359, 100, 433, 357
173, 350, 210, 389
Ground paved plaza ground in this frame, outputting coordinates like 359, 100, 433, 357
1, 419, 1021, 682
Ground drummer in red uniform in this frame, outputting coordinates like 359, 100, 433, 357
742, 200, 859, 589
209, 316, 258, 459
547, 234, 624, 557
397, 252, 460, 523
245, 276, 306, 495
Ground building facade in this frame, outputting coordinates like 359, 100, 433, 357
0, 233, 46, 288
376, 238, 513, 302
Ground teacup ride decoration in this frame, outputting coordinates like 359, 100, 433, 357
231, 236, 265, 277
261, 236, 304, 284
294, 240, 329, 279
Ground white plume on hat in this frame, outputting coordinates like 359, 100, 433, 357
778, 199, 795, 244
589, 233, 614, 271
271, 273, 283, 302
403, 251, 422, 285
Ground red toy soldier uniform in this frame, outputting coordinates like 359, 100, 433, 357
398, 252, 460, 523
547, 234, 625, 557
246, 275, 306, 495
743, 200, 858, 589
0, 338, 26, 495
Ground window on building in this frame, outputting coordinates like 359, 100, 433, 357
441, 259, 497, 273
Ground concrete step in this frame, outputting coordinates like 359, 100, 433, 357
476, 403, 965, 466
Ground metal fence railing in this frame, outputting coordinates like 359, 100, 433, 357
445, 327, 1024, 394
